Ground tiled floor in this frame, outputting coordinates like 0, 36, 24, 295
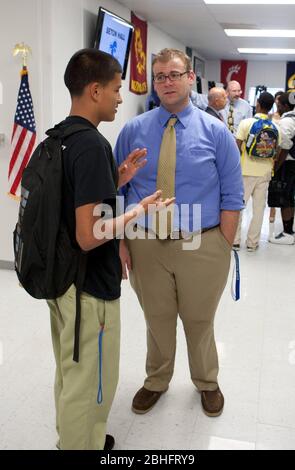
1, 206, 295, 450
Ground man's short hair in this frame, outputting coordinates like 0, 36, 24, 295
64, 48, 122, 97
152, 49, 192, 71
257, 92, 275, 112
277, 92, 295, 111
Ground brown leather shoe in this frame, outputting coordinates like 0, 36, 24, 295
132, 386, 167, 414
201, 387, 224, 417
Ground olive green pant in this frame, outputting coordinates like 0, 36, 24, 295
127, 227, 231, 392
47, 284, 120, 450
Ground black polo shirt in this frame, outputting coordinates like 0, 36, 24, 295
59, 116, 122, 301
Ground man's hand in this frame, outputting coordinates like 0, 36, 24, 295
118, 148, 147, 188
220, 210, 240, 246
119, 240, 131, 280
131, 190, 176, 218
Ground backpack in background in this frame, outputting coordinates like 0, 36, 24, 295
13, 123, 90, 362
246, 118, 278, 159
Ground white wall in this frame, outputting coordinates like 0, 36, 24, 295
0, 0, 51, 264
0, 0, 185, 262
205, 59, 286, 98
50, 0, 185, 146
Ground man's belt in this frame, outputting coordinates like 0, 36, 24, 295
140, 225, 219, 240
168, 225, 219, 240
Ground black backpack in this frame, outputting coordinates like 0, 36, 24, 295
13, 124, 91, 362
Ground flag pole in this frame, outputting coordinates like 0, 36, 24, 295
13, 42, 32, 68
8, 42, 35, 200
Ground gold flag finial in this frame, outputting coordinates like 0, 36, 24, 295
13, 42, 32, 67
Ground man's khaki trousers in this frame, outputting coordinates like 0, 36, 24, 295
126, 226, 231, 392
47, 284, 120, 450
234, 174, 270, 248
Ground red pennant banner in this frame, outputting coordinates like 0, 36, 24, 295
130, 12, 148, 95
220, 60, 247, 98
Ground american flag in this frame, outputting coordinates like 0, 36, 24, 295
8, 66, 36, 198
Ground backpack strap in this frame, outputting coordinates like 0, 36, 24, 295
46, 124, 93, 140
45, 123, 93, 363
73, 251, 88, 363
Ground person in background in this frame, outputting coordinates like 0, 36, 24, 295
233, 92, 280, 252
269, 92, 295, 245
190, 88, 208, 110
270, 90, 284, 125
222, 80, 253, 136
268, 90, 284, 237
205, 87, 227, 121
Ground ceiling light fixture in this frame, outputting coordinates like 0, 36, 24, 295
204, 1, 295, 5
225, 29, 295, 37
238, 48, 295, 53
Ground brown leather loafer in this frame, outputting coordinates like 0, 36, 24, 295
132, 386, 167, 414
201, 387, 224, 417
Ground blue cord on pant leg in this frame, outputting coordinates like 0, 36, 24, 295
97, 326, 104, 404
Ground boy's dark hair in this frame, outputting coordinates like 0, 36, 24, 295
257, 92, 275, 112
274, 90, 284, 99
64, 48, 122, 97
277, 92, 295, 111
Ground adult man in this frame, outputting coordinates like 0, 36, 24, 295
233, 92, 280, 252
205, 87, 227, 121
269, 92, 295, 244
47, 49, 173, 450
222, 80, 252, 136
115, 49, 243, 417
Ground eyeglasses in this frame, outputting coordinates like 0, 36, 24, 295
153, 71, 189, 83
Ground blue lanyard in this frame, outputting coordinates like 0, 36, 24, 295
97, 326, 104, 404
231, 250, 240, 301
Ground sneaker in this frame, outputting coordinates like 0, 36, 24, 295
269, 232, 295, 245
104, 434, 115, 451
247, 245, 258, 252
132, 386, 167, 414
232, 244, 240, 251
200, 387, 224, 417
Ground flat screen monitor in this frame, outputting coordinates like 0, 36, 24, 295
94, 7, 134, 79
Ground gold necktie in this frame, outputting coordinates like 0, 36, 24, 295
154, 116, 177, 238
227, 101, 234, 133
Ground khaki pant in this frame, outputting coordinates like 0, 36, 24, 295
234, 174, 270, 248
47, 284, 120, 450
126, 227, 231, 392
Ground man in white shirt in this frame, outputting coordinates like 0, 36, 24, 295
269, 92, 295, 245
190, 89, 208, 110
233, 92, 280, 251
221, 80, 253, 136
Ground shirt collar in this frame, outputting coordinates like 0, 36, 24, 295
254, 113, 269, 119
158, 101, 195, 129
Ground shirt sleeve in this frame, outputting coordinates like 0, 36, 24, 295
73, 144, 117, 209
215, 126, 244, 211
236, 118, 249, 142
246, 103, 253, 119
114, 123, 133, 197
279, 117, 295, 150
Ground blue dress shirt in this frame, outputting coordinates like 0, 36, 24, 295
114, 102, 244, 232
